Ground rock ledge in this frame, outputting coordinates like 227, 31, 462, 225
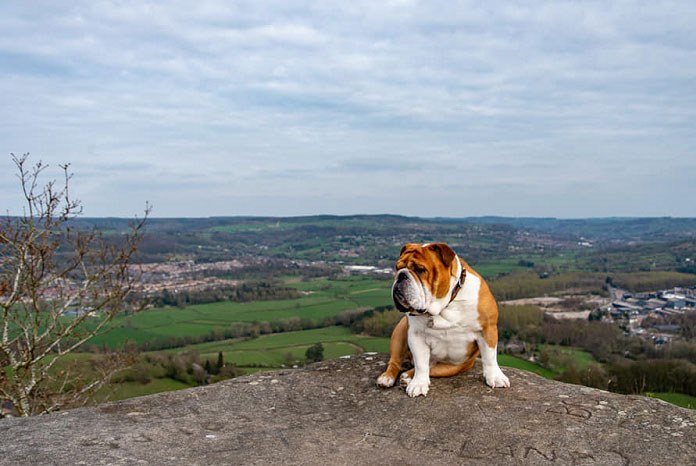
1, 353, 695, 465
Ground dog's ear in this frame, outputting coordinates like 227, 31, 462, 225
428, 243, 456, 267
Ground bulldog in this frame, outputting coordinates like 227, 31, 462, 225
376, 243, 510, 397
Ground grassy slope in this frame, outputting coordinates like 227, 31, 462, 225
646, 392, 696, 409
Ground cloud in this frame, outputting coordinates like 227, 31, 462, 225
0, 1, 695, 217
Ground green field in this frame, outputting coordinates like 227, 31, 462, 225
88, 277, 392, 348
96, 378, 191, 402
498, 354, 557, 379
64, 326, 391, 403
647, 392, 696, 409
164, 326, 390, 369
539, 345, 596, 372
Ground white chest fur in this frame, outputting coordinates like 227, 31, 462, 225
407, 273, 482, 365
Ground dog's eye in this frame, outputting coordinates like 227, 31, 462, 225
413, 264, 426, 275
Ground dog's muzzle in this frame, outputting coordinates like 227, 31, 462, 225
392, 287, 410, 313
392, 272, 426, 314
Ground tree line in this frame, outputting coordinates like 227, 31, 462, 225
115, 351, 244, 387
149, 281, 301, 308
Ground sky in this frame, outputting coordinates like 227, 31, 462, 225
1, 1, 695, 218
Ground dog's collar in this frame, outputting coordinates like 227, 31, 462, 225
448, 260, 467, 304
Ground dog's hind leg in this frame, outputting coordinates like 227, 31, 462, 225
399, 343, 478, 388
431, 346, 479, 378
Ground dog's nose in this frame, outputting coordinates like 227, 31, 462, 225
396, 270, 409, 283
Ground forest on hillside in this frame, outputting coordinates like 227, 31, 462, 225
64, 215, 696, 274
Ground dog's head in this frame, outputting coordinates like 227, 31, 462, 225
392, 243, 461, 317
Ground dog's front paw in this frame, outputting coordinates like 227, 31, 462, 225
405, 377, 430, 397
484, 367, 510, 388
376, 372, 396, 388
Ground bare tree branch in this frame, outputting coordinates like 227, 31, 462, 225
1, 153, 149, 416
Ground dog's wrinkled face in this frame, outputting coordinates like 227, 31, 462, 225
392, 243, 459, 316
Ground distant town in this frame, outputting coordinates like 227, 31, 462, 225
602, 285, 696, 344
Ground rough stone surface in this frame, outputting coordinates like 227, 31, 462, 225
2, 353, 696, 465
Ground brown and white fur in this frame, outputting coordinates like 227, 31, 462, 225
376, 243, 510, 397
